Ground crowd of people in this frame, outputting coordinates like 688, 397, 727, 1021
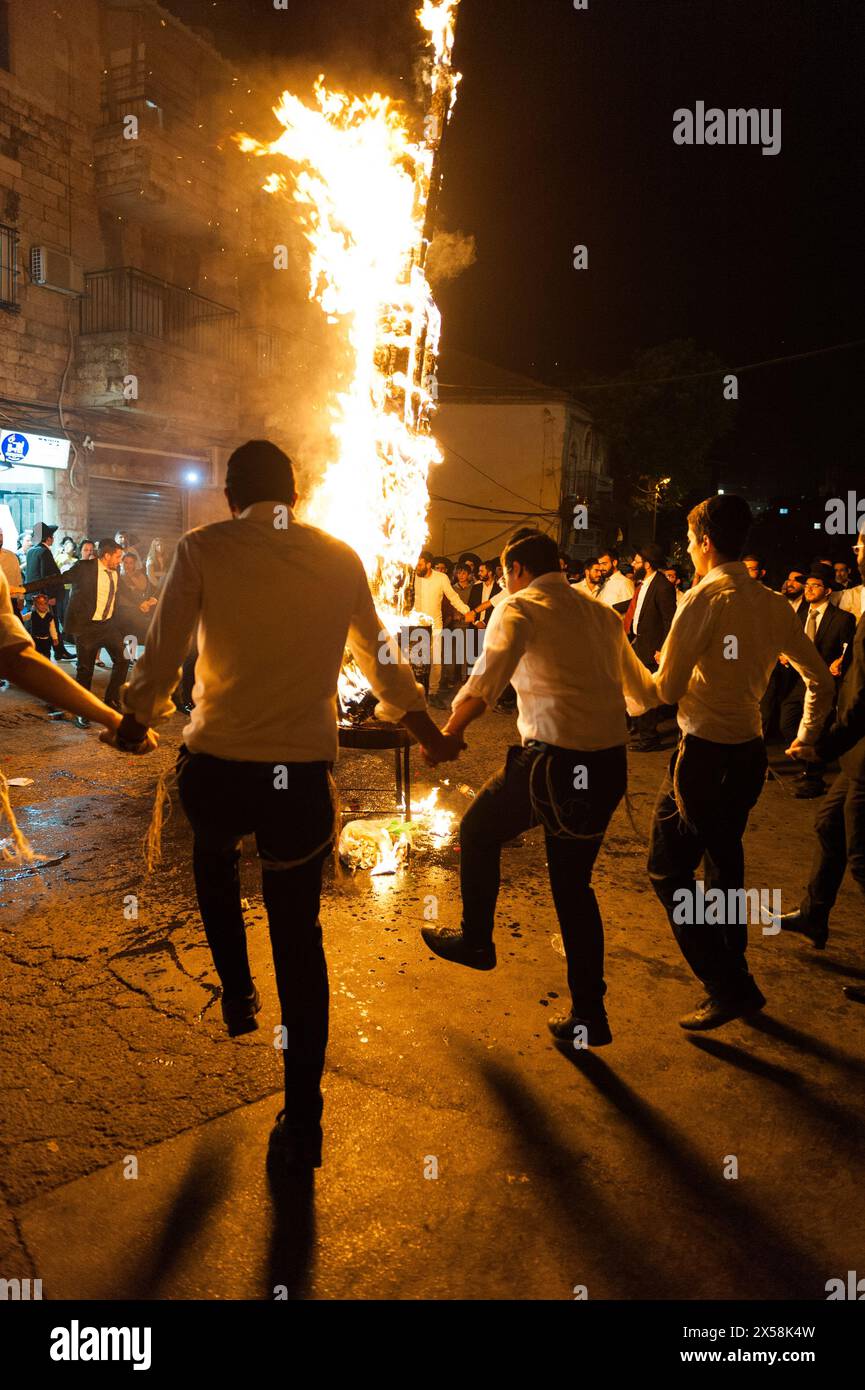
1, 444, 863, 1176
0, 525, 174, 720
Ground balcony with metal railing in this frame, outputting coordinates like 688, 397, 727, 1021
80, 268, 240, 361
78, 269, 294, 387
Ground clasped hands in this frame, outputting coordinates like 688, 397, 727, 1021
785, 738, 819, 763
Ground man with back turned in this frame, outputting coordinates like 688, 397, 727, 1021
118, 441, 460, 1174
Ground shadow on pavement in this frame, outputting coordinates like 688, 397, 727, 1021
119, 1133, 237, 1299
265, 1168, 316, 1301
553, 1044, 828, 1299
689, 1034, 865, 1151
746, 1012, 865, 1079
471, 1048, 681, 1299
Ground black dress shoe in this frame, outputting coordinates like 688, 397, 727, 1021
267, 1111, 323, 1174
629, 737, 661, 752
548, 1009, 612, 1047
793, 778, 826, 799
55, 649, 76, 661
420, 925, 496, 970
679, 984, 766, 1031
779, 909, 828, 949
843, 985, 865, 1004
74, 716, 90, 729
220, 985, 261, 1037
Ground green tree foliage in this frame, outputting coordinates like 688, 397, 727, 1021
578, 340, 736, 518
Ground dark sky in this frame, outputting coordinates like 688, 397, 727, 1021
165, 0, 864, 497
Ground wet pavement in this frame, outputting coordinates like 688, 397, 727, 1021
1, 676, 864, 1300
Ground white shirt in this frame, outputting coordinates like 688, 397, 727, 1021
0, 571, 31, 653
571, 579, 600, 599
597, 569, 634, 608
123, 503, 426, 761
630, 569, 656, 635
414, 569, 470, 629
92, 561, 118, 621
0, 548, 22, 590
452, 570, 657, 750
838, 584, 864, 622
804, 600, 830, 638
651, 561, 834, 745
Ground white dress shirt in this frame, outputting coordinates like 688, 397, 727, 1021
123, 503, 426, 762
804, 599, 830, 639
571, 579, 600, 599
414, 569, 470, 629
0, 571, 31, 652
630, 569, 655, 635
91, 561, 118, 621
452, 570, 657, 749
597, 569, 635, 608
651, 561, 834, 744
838, 584, 864, 622
0, 548, 22, 591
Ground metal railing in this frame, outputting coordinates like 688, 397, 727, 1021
100, 59, 197, 131
79, 268, 239, 362
79, 269, 296, 375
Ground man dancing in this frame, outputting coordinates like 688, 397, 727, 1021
645, 494, 834, 1030
421, 527, 657, 1047
782, 525, 865, 994
117, 441, 459, 1173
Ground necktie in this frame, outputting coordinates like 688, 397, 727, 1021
623, 581, 643, 635
98, 570, 116, 622
805, 606, 819, 642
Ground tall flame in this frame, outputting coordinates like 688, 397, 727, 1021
238, 1, 461, 636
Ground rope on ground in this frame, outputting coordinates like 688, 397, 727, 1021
143, 766, 178, 874
0, 770, 37, 865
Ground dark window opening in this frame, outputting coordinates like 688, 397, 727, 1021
0, 222, 17, 309
0, 2, 10, 72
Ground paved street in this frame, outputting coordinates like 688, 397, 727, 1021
2, 679, 864, 1300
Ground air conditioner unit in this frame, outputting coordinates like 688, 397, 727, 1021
30, 246, 85, 296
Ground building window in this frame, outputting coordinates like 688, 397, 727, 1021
0, 223, 17, 309
0, 2, 9, 72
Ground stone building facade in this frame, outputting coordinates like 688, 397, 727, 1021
0, 0, 308, 553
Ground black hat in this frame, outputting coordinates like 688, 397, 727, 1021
32, 522, 58, 545
807, 562, 835, 588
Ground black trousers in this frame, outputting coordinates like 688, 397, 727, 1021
460, 742, 627, 1014
177, 747, 335, 1123
647, 733, 767, 1003
801, 768, 865, 926
73, 621, 129, 707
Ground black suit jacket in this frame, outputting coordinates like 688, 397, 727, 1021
631, 571, 677, 670
24, 543, 61, 586
468, 578, 501, 626
811, 602, 855, 669
22, 558, 113, 637
817, 612, 865, 777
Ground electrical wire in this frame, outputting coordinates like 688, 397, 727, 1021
430, 492, 557, 517
569, 337, 865, 391
438, 439, 550, 509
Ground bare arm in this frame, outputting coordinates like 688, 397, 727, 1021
0, 641, 122, 731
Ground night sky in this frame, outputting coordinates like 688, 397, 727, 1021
165, 0, 864, 498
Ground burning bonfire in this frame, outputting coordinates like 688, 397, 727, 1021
238, 1, 463, 863
238, 0, 460, 701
